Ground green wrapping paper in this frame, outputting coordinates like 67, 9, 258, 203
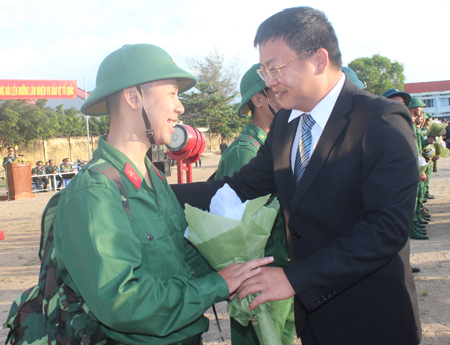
419, 157, 432, 174
426, 122, 446, 138
434, 139, 450, 158
185, 194, 283, 345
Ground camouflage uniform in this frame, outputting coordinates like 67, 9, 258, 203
31, 165, 48, 190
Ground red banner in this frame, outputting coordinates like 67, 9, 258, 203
0, 80, 78, 99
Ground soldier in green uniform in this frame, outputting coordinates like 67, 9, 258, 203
2, 146, 16, 166
45, 159, 61, 190
16, 44, 271, 345
408, 97, 434, 240
215, 64, 295, 345
31, 160, 48, 191
60, 157, 76, 181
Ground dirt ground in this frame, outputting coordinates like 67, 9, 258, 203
1, 151, 449, 344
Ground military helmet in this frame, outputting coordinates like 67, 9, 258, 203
382, 88, 411, 106
81, 44, 197, 116
342, 67, 366, 90
408, 97, 426, 109
238, 64, 267, 117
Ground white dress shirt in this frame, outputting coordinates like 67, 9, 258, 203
290, 73, 346, 172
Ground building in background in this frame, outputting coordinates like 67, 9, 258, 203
404, 80, 450, 119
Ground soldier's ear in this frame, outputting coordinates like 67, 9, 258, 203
123, 87, 141, 111
251, 94, 264, 108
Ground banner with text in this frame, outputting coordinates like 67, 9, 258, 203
0, 80, 78, 99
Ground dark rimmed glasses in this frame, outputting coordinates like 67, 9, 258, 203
257, 47, 320, 81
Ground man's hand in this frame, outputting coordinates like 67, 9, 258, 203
432, 155, 440, 161
237, 267, 295, 310
427, 137, 436, 144
218, 257, 274, 296
420, 172, 427, 182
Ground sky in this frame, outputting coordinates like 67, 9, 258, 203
1, 0, 449, 93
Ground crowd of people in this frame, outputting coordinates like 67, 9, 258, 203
4, 5, 446, 345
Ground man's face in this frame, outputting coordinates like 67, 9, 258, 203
142, 79, 184, 145
63, 160, 69, 166
37, 163, 42, 168
7, 149, 13, 156
390, 96, 405, 105
49, 160, 54, 166
259, 39, 318, 112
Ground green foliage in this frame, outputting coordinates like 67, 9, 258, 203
348, 54, 405, 96
180, 82, 246, 137
187, 48, 240, 98
0, 100, 110, 147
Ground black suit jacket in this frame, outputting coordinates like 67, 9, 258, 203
172, 78, 422, 345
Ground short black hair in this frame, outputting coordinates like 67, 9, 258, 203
247, 89, 268, 115
254, 6, 342, 70
105, 90, 122, 116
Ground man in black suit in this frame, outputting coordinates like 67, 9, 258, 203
172, 7, 421, 345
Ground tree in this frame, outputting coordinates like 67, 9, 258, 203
180, 82, 246, 137
187, 48, 240, 98
348, 54, 405, 96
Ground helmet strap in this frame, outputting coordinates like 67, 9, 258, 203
135, 85, 156, 146
262, 88, 276, 115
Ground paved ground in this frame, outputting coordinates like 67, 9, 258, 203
1, 151, 449, 344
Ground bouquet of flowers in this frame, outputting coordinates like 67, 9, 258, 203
184, 184, 283, 345
426, 121, 446, 138
419, 156, 432, 174
433, 137, 450, 158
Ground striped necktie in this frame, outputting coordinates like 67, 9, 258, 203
294, 113, 316, 186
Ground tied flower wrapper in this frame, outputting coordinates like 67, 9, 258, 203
185, 191, 283, 345
419, 156, 432, 174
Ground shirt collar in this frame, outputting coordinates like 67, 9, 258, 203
242, 123, 267, 145
287, 73, 346, 129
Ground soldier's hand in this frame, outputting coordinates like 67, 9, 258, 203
427, 137, 436, 144
419, 172, 427, 182
218, 257, 273, 296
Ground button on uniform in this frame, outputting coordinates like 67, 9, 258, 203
147, 234, 154, 241
293, 232, 302, 239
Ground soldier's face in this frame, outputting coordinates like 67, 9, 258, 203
49, 160, 54, 166
142, 79, 185, 145
390, 96, 405, 105
37, 163, 42, 168
8, 149, 13, 155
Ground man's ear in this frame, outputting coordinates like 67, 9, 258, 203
251, 94, 264, 108
312, 48, 329, 75
123, 86, 141, 110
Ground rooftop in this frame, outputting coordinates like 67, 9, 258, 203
404, 80, 450, 94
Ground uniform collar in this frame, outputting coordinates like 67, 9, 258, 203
94, 135, 161, 191
242, 123, 267, 145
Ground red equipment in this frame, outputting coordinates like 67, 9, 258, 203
166, 124, 205, 184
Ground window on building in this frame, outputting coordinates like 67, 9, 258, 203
440, 98, 450, 107
423, 99, 435, 107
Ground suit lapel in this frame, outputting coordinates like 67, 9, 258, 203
289, 78, 355, 216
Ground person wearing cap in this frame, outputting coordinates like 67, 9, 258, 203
60, 157, 76, 181
31, 160, 48, 191
382, 88, 411, 106
2, 146, 16, 166
31, 44, 271, 345
383, 89, 422, 271
407, 97, 434, 240
45, 159, 61, 190
215, 64, 295, 345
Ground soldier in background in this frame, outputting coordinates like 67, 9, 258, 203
2, 146, 16, 166
215, 64, 295, 345
32, 160, 48, 191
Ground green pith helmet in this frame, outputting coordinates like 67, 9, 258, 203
238, 64, 267, 117
382, 88, 411, 106
408, 97, 426, 109
81, 44, 197, 116
342, 67, 366, 90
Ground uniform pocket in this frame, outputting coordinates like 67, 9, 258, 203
131, 217, 181, 280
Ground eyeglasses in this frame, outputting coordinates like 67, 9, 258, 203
257, 47, 319, 81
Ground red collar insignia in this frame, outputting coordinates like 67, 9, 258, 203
124, 162, 141, 189
150, 161, 163, 181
